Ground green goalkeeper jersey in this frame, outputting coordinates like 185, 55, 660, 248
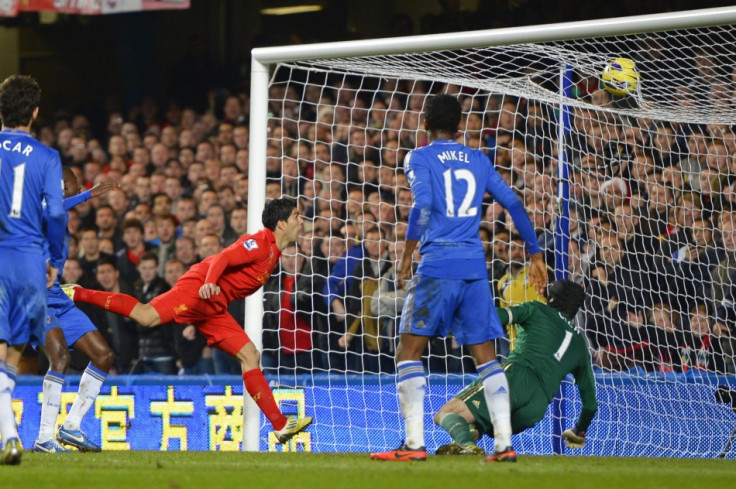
498, 301, 597, 431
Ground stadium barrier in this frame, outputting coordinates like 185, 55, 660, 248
10, 372, 736, 457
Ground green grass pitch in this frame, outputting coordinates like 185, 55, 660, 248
2, 452, 735, 489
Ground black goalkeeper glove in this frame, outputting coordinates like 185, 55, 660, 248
561, 427, 586, 449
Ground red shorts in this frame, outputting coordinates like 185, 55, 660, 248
149, 276, 250, 357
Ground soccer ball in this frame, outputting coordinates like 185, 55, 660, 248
601, 58, 640, 96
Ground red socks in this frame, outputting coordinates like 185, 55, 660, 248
242, 369, 287, 431
74, 288, 139, 317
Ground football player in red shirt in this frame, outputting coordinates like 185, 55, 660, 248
63, 198, 312, 443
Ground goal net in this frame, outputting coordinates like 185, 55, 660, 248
248, 7, 736, 457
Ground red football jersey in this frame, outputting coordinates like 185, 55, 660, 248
183, 228, 281, 305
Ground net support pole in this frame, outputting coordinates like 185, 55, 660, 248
241, 56, 271, 452
551, 63, 573, 456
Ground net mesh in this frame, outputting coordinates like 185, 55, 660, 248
258, 22, 736, 456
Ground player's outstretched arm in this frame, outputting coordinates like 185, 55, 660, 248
63, 182, 120, 211
484, 167, 546, 295
90, 182, 119, 198
44, 157, 66, 270
568, 355, 598, 449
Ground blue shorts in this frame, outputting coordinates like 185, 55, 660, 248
399, 274, 503, 345
0, 249, 46, 346
46, 295, 97, 347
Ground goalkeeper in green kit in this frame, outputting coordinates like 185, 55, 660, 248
433, 280, 597, 459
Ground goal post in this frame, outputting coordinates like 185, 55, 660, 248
245, 6, 736, 455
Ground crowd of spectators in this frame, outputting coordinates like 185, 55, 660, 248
23, 56, 736, 378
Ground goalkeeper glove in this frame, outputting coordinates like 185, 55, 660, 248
561, 427, 586, 449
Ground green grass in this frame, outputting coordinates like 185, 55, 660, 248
2, 452, 735, 489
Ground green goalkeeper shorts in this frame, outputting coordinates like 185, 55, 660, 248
454, 363, 550, 437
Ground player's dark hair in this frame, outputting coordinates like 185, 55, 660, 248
62, 166, 76, 180
62, 166, 78, 192
0, 75, 41, 128
547, 279, 586, 318
424, 94, 461, 134
262, 198, 297, 231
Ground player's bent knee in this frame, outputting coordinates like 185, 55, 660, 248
50, 349, 71, 373
396, 334, 430, 362
434, 398, 464, 425
94, 349, 115, 372
433, 405, 452, 425
238, 343, 260, 371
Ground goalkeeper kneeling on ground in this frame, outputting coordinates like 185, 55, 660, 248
433, 280, 597, 458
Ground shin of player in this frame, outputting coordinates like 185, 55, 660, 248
0, 348, 19, 449
35, 328, 113, 452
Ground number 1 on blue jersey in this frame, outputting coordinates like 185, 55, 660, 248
0, 159, 27, 219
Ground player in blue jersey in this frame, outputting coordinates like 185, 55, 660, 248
371, 95, 547, 463
0, 75, 65, 465
32, 168, 117, 453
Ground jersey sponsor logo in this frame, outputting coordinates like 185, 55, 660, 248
244, 239, 258, 251
0, 139, 34, 156
174, 304, 188, 315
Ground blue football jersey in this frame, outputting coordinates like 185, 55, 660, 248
405, 139, 540, 279
0, 129, 65, 266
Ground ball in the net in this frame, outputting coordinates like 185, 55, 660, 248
601, 58, 640, 96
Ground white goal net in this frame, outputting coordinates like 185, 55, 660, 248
248, 7, 736, 457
